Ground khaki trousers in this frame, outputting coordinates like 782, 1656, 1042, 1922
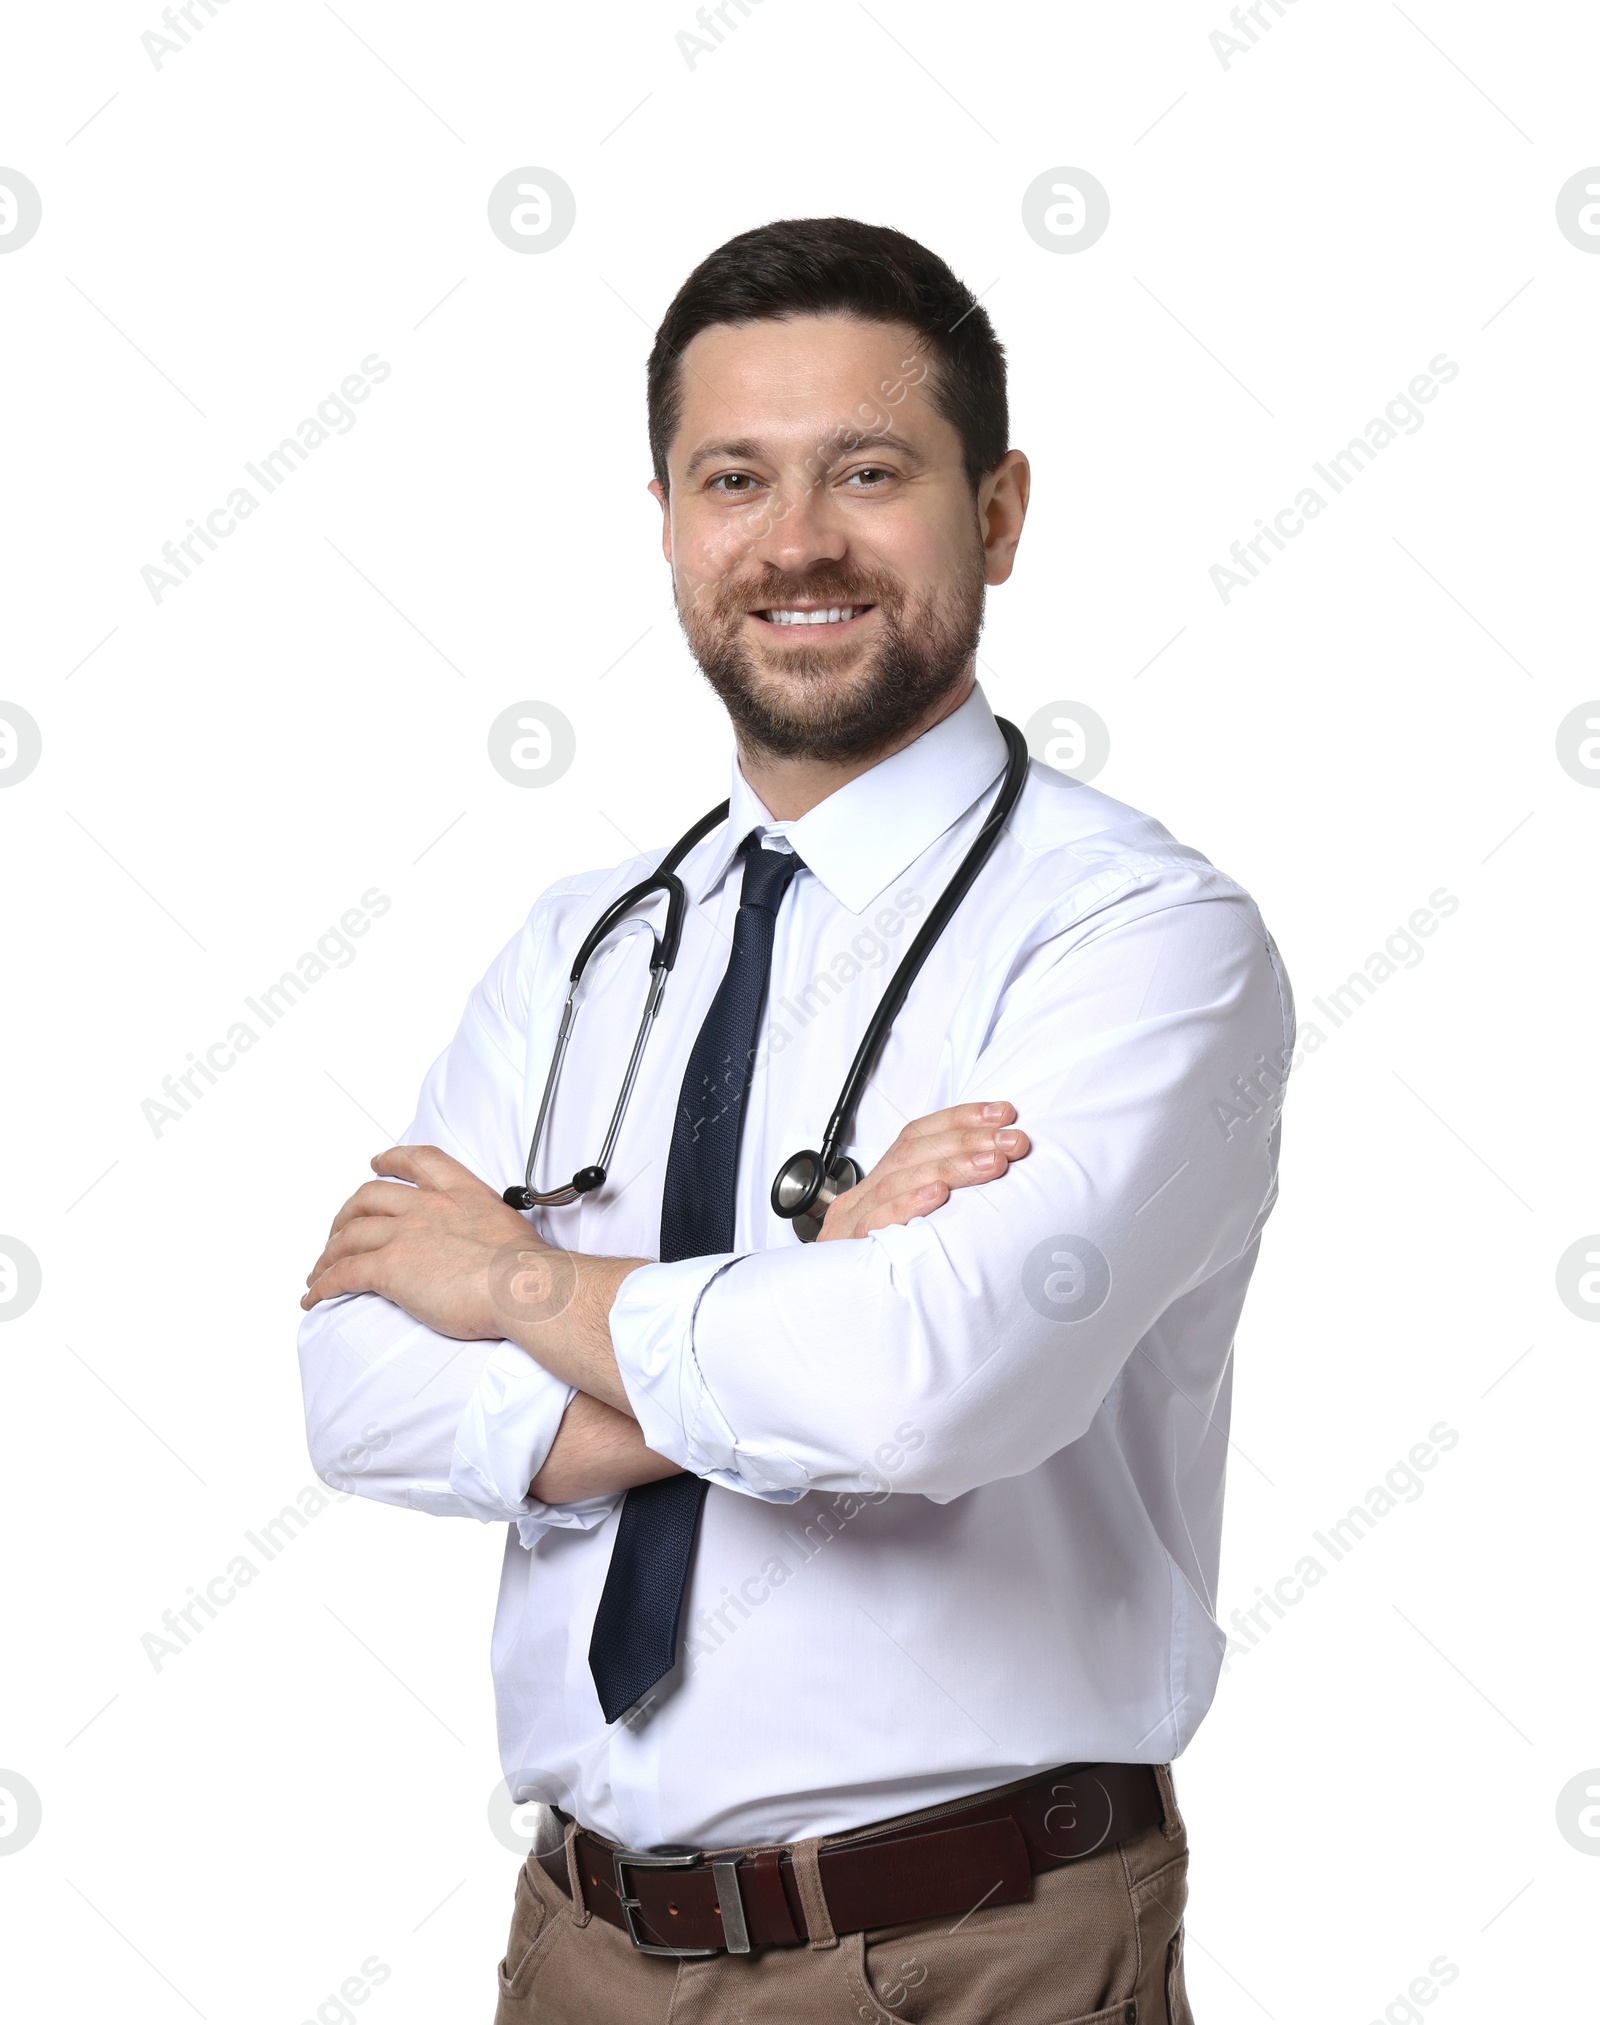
492, 1766, 1194, 2025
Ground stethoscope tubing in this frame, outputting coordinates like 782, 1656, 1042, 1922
813, 716, 1029, 1176
506, 717, 1030, 1221
508, 799, 728, 1207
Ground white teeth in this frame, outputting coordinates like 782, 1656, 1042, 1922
763, 606, 863, 626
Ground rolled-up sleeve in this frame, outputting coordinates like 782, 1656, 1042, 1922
610, 892, 1292, 1504
610, 1256, 809, 1502
297, 892, 612, 1541
452, 1341, 619, 1541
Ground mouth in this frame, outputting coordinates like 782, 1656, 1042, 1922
748, 603, 877, 632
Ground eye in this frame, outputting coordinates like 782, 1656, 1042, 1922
708, 472, 760, 494
843, 465, 894, 488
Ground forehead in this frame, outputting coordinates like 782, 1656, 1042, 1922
669, 313, 952, 468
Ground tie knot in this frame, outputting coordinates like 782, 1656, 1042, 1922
739, 832, 803, 913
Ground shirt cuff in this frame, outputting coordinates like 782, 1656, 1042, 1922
609, 1257, 810, 1503
449, 1340, 618, 1541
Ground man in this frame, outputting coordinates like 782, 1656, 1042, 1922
298, 217, 1292, 2023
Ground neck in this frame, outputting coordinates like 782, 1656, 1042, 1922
734, 669, 976, 821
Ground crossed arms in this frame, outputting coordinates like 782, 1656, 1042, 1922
298, 876, 1286, 1517
300, 1104, 1031, 1505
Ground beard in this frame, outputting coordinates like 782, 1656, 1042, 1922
677, 551, 986, 764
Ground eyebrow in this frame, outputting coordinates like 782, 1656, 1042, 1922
682, 428, 926, 480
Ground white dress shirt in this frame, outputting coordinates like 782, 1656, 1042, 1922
298, 685, 1292, 1850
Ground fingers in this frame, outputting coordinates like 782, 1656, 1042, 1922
855, 1179, 952, 1237
891, 1101, 1016, 1151
816, 1102, 1030, 1242
325, 1177, 417, 1243
873, 1120, 1030, 1187
300, 1253, 380, 1311
372, 1144, 480, 1192
820, 1177, 953, 1243
321, 1142, 482, 1255
304, 1214, 399, 1288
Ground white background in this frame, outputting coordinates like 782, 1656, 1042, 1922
2, 1, 1597, 2019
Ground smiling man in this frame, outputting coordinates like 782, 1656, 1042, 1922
298, 218, 1292, 2024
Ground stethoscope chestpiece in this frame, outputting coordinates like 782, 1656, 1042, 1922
770, 1149, 863, 1244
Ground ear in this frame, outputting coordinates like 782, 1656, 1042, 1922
977, 450, 1030, 587
647, 478, 671, 565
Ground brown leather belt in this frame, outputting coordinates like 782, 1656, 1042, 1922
537, 1762, 1165, 1956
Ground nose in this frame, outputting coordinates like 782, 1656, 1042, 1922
746, 468, 850, 578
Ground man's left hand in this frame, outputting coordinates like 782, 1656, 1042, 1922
300, 1145, 543, 1342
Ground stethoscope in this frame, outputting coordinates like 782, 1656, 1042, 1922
503, 716, 1030, 1243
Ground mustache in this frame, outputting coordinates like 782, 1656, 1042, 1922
699, 566, 905, 621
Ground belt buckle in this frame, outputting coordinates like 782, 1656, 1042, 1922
612, 1847, 722, 1958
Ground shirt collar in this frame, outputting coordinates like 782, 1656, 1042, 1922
689, 683, 1009, 915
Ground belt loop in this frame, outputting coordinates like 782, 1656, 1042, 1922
790, 1839, 837, 1950
1154, 1764, 1185, 1842
563, 1819, 592, 1926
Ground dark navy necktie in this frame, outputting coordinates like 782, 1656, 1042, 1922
588, 833, 803, 1724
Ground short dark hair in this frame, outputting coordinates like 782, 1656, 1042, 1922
647, 217, 1008, 493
